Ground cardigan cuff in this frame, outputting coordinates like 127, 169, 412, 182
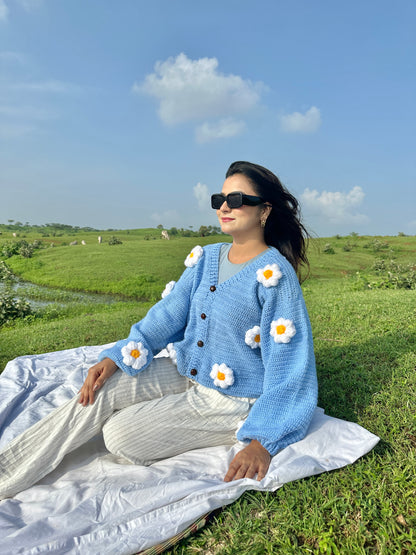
99, 337, 154, 376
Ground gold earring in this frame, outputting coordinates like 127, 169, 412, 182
261, 219, 266, 228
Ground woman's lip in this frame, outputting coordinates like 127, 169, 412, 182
221, 218, 234, 222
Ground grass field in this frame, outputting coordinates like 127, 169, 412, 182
0, 231, 415, 553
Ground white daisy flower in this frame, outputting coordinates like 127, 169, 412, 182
270, 318, 296, 344
256, 263, 282, 287
121, 341, 149, 370
245, 325, 261, 349
184, 245, 203, 267
166, 343, 177, 365
210, 363, 234, 389
161, 280, 176, 298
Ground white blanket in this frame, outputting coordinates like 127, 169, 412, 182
0, 344, 379, 555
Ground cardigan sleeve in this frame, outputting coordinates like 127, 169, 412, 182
236, 274, 318, 456
98, 263, 197, 376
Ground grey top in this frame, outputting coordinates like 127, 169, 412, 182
218, 243, 271, 284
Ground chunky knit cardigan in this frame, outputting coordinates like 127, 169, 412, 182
99, 243, 318, 456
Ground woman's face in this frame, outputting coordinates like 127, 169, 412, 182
216, 174, 269, 240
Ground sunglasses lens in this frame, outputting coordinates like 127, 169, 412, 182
211, 194, 225, 209
226, 193, 242, 208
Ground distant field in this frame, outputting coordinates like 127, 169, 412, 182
4, 233, 225, 300
308, 234, 416, 280
2, 230, 415, 299
0, 230, 415, 553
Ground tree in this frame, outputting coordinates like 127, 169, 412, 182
199, 225, 209, 237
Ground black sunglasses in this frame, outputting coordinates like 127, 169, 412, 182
211, 192, 265, 210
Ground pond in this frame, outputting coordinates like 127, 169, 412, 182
0, 280, 122, 309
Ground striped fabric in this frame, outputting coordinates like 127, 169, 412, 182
137, 512, 213, 555
0, 356, 254, 500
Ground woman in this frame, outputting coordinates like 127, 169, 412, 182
0, 161, 317, 500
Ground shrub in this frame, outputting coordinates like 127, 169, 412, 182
108, 236, 123, 245
0, 261, 15, 283
0, 289, 32, 326
19, 243, 34, 258
0, 239, 42, 259
353, 259, 416, 290
1, 242, 19, 258
363, 239, 389, 252
322, 243, 335, 254
372, 259, 416, 289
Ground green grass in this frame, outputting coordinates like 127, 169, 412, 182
0, 232, 415, 553
4, 234, 227, 300
3, 232, 414, 297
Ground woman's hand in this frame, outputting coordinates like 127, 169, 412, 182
224, 440, 271, 482
78, 358, 118, 406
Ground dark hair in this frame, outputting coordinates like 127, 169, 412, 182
226, 161, 310, 278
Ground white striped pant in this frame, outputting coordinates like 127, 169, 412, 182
0, 356, 255, 500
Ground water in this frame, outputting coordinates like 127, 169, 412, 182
0, 280, 121, 309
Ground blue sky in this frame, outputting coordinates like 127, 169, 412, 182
0, 0, 415, 237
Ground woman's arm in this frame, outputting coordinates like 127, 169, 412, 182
77, 265, 196, 405
236, 278, 318, 458
99, 258, 200, 376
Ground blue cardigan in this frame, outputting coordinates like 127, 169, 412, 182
100, 243, 318, 455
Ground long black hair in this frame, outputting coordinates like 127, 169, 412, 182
226, 161, 310, 278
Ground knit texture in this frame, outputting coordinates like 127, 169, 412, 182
99, 243, 318, 455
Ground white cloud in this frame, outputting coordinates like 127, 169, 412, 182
0, 0, 9, 21
10, 79, 82, 94
16, 0, 44, 11
195, 118, 246, 143
0, 0, 43, 21
301, 186, 367, 224
134, 53, 264, 126
0, 68, 78, 140
280, 106, 322, 134
193, 182, 210, 210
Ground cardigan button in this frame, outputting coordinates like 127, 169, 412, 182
210, 285, 216, 292
190, 368, 197, 376
197, 340, 204, 347
201, 313, 207, 319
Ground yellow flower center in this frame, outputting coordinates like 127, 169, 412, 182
263, 269, 273, 279
276, 325, 286, 335
190, 252, 194, 258
254, 334, 260, 343
217, 371, 226, 381
130, 349, 141, 359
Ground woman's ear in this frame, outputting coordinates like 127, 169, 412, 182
260, 205, 272, 228
262, 204, 272, 220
